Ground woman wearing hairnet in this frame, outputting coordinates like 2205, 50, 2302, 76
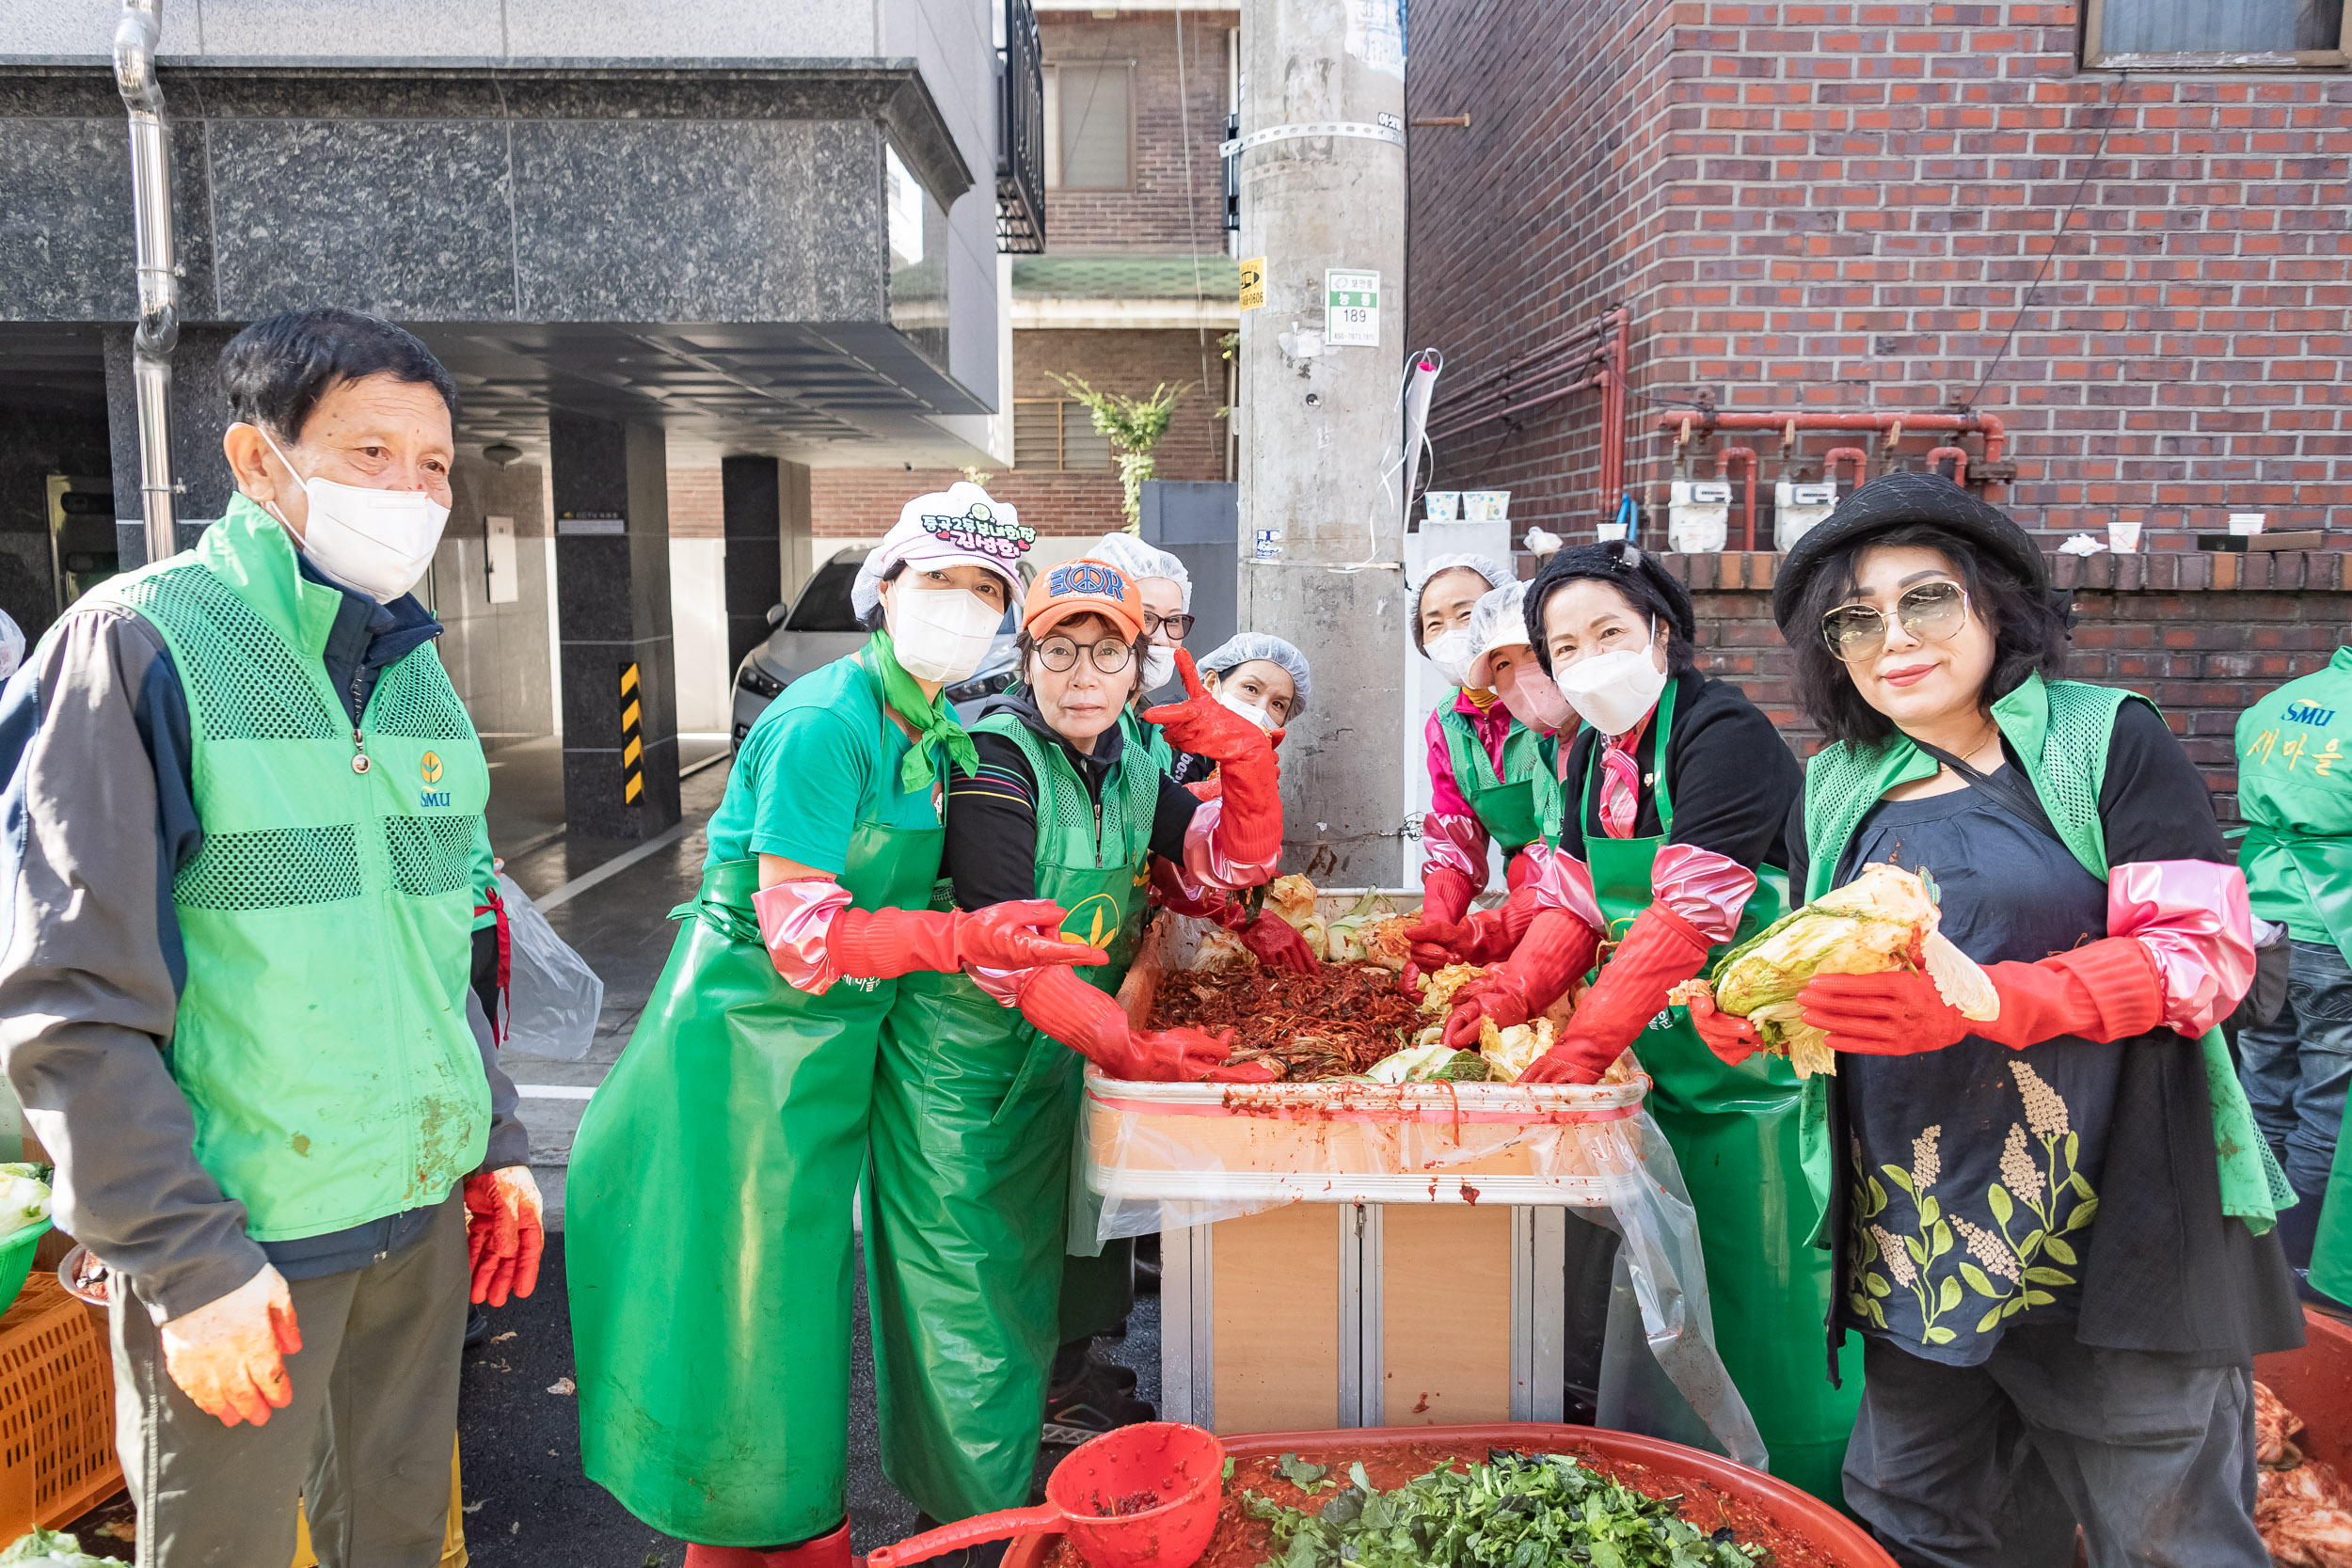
1406, 554, 1538, 943
1085, 532, 1194, 704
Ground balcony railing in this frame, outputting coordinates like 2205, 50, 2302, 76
996, 0, 1046, 254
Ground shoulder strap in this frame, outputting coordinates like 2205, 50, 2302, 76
1908, 738, 2066, 850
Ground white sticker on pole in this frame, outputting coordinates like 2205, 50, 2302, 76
1344, 0, 1406, 78
1325, 270, 1380, 347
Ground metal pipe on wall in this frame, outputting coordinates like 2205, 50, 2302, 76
113, 0, 179, 566
1660, 409, 2007, 469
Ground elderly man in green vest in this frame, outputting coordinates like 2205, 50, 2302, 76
0, 308, 539, 1566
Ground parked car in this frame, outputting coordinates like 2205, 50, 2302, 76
732, 547, 1030, 742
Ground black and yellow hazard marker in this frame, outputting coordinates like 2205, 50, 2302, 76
620, 661, 644, 804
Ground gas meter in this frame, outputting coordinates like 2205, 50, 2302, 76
1667, 481, 1731, 554
1774, 480, 1838, 552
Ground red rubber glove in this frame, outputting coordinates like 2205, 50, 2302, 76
1799, 937, 2164, 1056
1440, 908, 1603, 1050
1143, 652, 1282, 871
464, 1166, 545, 1307
1010, 963, 1280, 1082
1420, 863, 1479, 930
1241, 914, 1317, 974
1521, 904, 1712, 1085
826, 899, 1109, 974
1683, 986, 1764, 1067
1407, 887, 1537, 972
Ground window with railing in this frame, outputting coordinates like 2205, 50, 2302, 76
1013, 400, 1115, 471
2083, 0, 2348, 68
996, 0, 1046, 252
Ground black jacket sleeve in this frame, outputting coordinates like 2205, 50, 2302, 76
2099, 699, 2230, 868
941, 731, 1044, 912
1150, 772, 1200, 865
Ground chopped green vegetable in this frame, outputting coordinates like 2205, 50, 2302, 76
1274, 1453, 1329, 1491
0, 1528, 113, 1566
1246, 1450, 1767, 1568
1224, 1457, 1237, 1484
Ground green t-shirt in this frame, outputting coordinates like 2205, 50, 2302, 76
2238, 645, 2352, 941
704, 652, 941, 873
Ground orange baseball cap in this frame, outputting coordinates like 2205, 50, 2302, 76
1023, 557, 1145, 642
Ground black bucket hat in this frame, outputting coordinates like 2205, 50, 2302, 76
1772, 472, 2049, 638
1523, 541, 1696, 674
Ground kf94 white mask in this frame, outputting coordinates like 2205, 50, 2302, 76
888, 586, 1002, 684
262, 431, 450, 603
1424, 628, 1476, 688
1216, 689, 1275, 733
1554, 619, 1669, 737
1140, 645, 1179, 691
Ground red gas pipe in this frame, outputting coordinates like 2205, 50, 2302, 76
1927, 445, 1968, 483
1720, 446, 1757, 551
1654, 408, 2007, 468
1824, 448, 1868, 488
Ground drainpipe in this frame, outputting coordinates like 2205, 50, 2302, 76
114, 0, 179, 565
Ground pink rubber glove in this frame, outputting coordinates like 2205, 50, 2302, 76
465, 1166, 546, 1307
160, 1266, 303, 1428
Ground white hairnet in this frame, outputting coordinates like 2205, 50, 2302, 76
1087, 532, 1192, 611
1197, 633, 1312, 717
1409, 552, 1513, 597
1464, 581, 1534, 690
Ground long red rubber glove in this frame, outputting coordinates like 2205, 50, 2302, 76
1439, 908, 1603, 1051
1142, 651, 1282, 871
1419, 864, 1479, 931
1798, 938, 2165, 1055
1241, 913, 1318, 974
755, 891, 1106, 980
1686, 987, 1764, 1067
1009, 964, 1279, 1083
1519, 904, 1713, 1084
1407, 884, 1537, 972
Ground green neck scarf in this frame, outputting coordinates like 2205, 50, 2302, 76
866, 630, 978, 794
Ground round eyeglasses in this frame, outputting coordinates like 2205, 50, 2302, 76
1820, 580, 1971, 661
1035, 636, 1134, 675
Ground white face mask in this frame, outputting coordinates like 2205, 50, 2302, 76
1216, 688, 1275, 733
261, 431, 449, 603
887, 586, 1001, 684
1140, 645, 1178, 691
1555, 618, 1669, 736
1425, 628, 1476, 688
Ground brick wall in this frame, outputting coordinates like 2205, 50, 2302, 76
1661, 546, 2352, 822
813, 327, 1228, 539
667, 465, 723, 540
1041, 9, 1234, 251
1406, 0, 2352, 549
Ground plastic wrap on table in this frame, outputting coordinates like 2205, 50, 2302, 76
1093, 905, 1765, 1469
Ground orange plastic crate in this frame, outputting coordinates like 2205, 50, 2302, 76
0, 1275, 119, 1540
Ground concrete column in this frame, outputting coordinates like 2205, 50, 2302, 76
722, 455, 815, 678
551, 415, 680, 839
104, 323, 241, 567
1234, 0, 1409, 886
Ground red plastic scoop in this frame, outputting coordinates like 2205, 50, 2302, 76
866, 1423, 1225, 1568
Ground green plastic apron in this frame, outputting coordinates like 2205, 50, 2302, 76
568, 820, 940, 1544
866, 720, 1153, 1520
1569, 683, 1861, 1503
1439, 705, 1556, 853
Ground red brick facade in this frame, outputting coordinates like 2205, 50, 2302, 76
814, 327, 1229, 538
1041, 9, 1235, 252
667, 465, 724, 539
1665, 547, 2352, 822
1406, 0, 2352, 549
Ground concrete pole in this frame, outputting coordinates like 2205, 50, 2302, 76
1233, 0, 1408, 888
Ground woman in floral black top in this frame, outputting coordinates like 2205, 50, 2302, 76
1688, 475, 2303, 1567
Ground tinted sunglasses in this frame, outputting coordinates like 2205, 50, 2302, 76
1820, 580, 1971, 660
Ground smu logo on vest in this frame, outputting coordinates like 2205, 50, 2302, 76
419, 751, 453, 808
1046, 562, 1130, 602
2284, 701, 2339, 728
1061, 893, 1123, 952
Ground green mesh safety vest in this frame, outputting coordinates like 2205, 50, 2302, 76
90, 498, 492, 1241
983, 712, 1162, 989
1801, 672, 2286, 1231
1437, 705, 1558, 852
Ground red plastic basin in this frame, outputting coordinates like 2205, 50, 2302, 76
1000, 1423, 1895, 1568
2256, 1307, 2352, 1471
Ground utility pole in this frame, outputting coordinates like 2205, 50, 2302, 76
1232, 0, 1408, 887
114, 0, 179, 566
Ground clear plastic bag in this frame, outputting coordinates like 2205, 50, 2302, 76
496, 872, 603, 1061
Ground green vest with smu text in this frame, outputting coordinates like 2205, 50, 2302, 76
90, 499, 492, 1241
